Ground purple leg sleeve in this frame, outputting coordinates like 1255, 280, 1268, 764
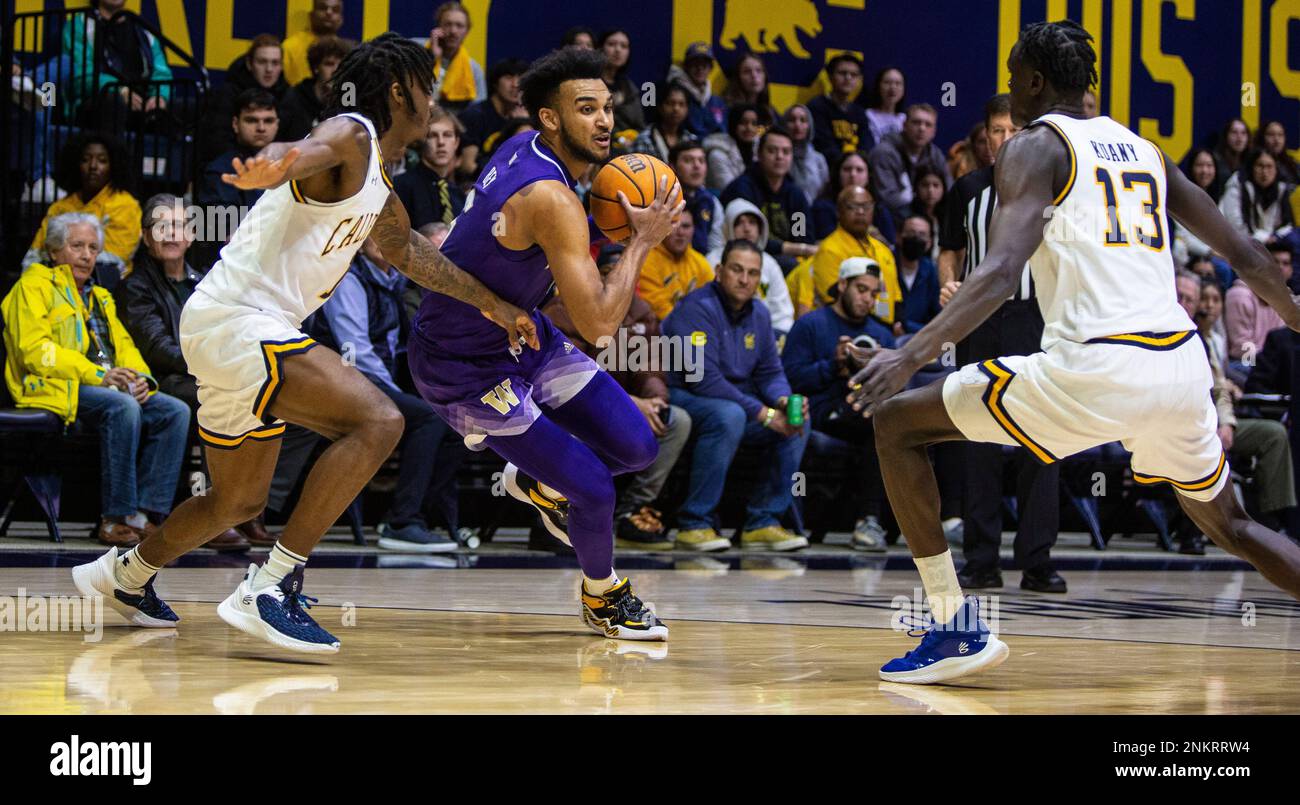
484, 371, 657, 579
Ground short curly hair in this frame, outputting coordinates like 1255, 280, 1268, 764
55, 131, 135, 196
1015, 20, 1098, 95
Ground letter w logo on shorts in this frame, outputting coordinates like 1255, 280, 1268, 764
480, 379, 521, 415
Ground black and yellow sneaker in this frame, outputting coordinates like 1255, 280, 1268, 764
503, 462, 571, 545
580, 577, 669, 641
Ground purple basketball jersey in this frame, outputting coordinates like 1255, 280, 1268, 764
412, 131, 578, 358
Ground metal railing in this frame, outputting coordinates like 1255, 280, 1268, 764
1, 6, 209, 276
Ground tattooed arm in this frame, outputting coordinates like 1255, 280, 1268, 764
372, 191, 540, 351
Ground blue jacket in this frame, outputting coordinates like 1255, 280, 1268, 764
663, 282, 790, 419
897, 256, 941, 334
782, 305, 895, 421
720, 167, 814, 256
312, 255, 408, 393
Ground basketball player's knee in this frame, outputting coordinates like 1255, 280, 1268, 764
623, 420, 659, 473
210, 491, 266, 527
871, 398, 908, 450
366, 400, 406, 452
565, 468, 615, 512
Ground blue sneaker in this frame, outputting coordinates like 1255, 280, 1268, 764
217, 564, 340, 654
72, 547, 179, 627
879, 597, 1008, 684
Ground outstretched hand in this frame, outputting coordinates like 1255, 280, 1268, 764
481, 301, 541, 355
846, 347, 921, 417
222, 148, 301, 190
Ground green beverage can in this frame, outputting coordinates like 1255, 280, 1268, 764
787, 394, 805, 427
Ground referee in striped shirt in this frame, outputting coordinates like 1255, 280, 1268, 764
936, 94, 1065, 593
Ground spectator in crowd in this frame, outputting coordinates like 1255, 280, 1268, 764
1225, 240, 1291, 371
669, 41, 728, 137
282, 0, 343, 86
561, 26, 594, 49
394, 106, 466, 230
803, 186, 899, 319
969, 121, 993, 168
782, 257, 895, 550
25, 132, 141, 277
706, 199, 796, 335
116, 195, 253, 551
3, 213, 189, 548
703, 103, 762, 192
638, 215, 715, 321
1179, 272, 1295, 550
1214, 118, 1252, 186
1256, 120, 1300, 186
597, 29, 645, 136
195, 88, 278, 269
812, 151, 896, 243
807, 54, 873, 166
633, 82, 696, 162
862, 66, 906, 146
456, 58, 528, 176
1173, 147, 1226, 267
783, 103, 829, 203
911, 164, 947, 261
63, 0, 173, 124
543, 243, 693, 550
428, 1, 486, 110
670, 141, 725, 256
664, 239, 810, 552
721, 53, 779, 124
278, 35, 352, 142
1196, 277, 1230, 374
893, 214, 941, 334
1219, 148, 1295, 243
312, 238, 465, 552
720, 127, 817, 263
868, 103, 951, 222
1187, 253, 1233, 295
200, 35, 302, 164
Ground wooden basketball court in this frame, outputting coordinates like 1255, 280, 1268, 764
2, 554, 1298, 714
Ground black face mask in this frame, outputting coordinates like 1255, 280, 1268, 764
900, 236, 928, 261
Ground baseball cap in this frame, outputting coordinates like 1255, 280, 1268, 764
684, 42, 714, 63
839, 257, 881, 281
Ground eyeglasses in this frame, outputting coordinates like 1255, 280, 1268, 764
842, 203, 874, 213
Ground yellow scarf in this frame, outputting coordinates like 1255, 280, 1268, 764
435, 46, 477, 103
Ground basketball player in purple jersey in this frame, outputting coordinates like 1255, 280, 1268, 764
409, 47, 684, 640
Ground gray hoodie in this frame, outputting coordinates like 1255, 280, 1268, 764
706, 198, 795, 334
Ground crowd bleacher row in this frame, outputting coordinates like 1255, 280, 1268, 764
4, 0, 1300, 568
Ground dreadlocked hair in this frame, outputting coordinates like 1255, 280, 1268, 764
1017, 19, 1098, 96
324, 32, 435, 136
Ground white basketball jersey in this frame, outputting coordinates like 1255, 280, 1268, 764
1027, 113, 1194, 350
195, 112, 394, 326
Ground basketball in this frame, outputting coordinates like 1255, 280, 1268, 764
589, 153, 679, 241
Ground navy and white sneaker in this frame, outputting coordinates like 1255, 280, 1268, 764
217, 564, 340, 654
72, 547, 179, 627
377, 522, 458, 553
503, 462, 571, 546
879, 597, 1009, 684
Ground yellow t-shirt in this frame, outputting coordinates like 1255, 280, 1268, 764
29, 186, 142, 273
281, 31, 317, 87
809, 226, 900, 323
637, 244, 715, 321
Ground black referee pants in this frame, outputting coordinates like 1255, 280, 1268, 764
955, 300, 1061, 573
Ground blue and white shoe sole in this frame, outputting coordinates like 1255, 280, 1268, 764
581, 607, 669, 642
72, 548, 176, 628
376, 536, 458, 554
216, 589, 340, 654
877, 636, 1010, 685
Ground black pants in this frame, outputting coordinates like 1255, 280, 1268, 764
956, 301, 1060, 573
814, 398, 884, 519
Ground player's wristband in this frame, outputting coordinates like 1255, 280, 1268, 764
762, 407, 776, 428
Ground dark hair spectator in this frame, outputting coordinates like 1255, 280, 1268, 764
633, 82, 697, 161
721, 125, 816, 264
1255, 120, 1300, 185
702, 102, 764, 192
812, 151, 895, 243
861, 66, 906, 145
561, 26, 595, 49
1219, 147, 1295, 243
1213, 117, 1252, 185
783, 103, 829, 202
278, 35, 354, 141
597, 29, 645, 134
807, 54, 874, 167
669, 140, 726, 255
458, 57, 529, 174
722, 53, 778, 123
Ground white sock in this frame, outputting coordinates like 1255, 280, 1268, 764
254, 542, 308, 589
914, 550, 964, 626
114, 547, 160, 593
583, 573, 619, 596
125, 512, 148, 530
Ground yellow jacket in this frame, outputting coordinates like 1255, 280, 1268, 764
2, 263, 155, 424
281, 30, 317, 87
637, 244, 716, 321
28, 186, 142, 274
808, 226, 900, 323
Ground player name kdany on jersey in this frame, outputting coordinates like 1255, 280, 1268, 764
594, 330, 704, 382
50, 735, 151, 786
